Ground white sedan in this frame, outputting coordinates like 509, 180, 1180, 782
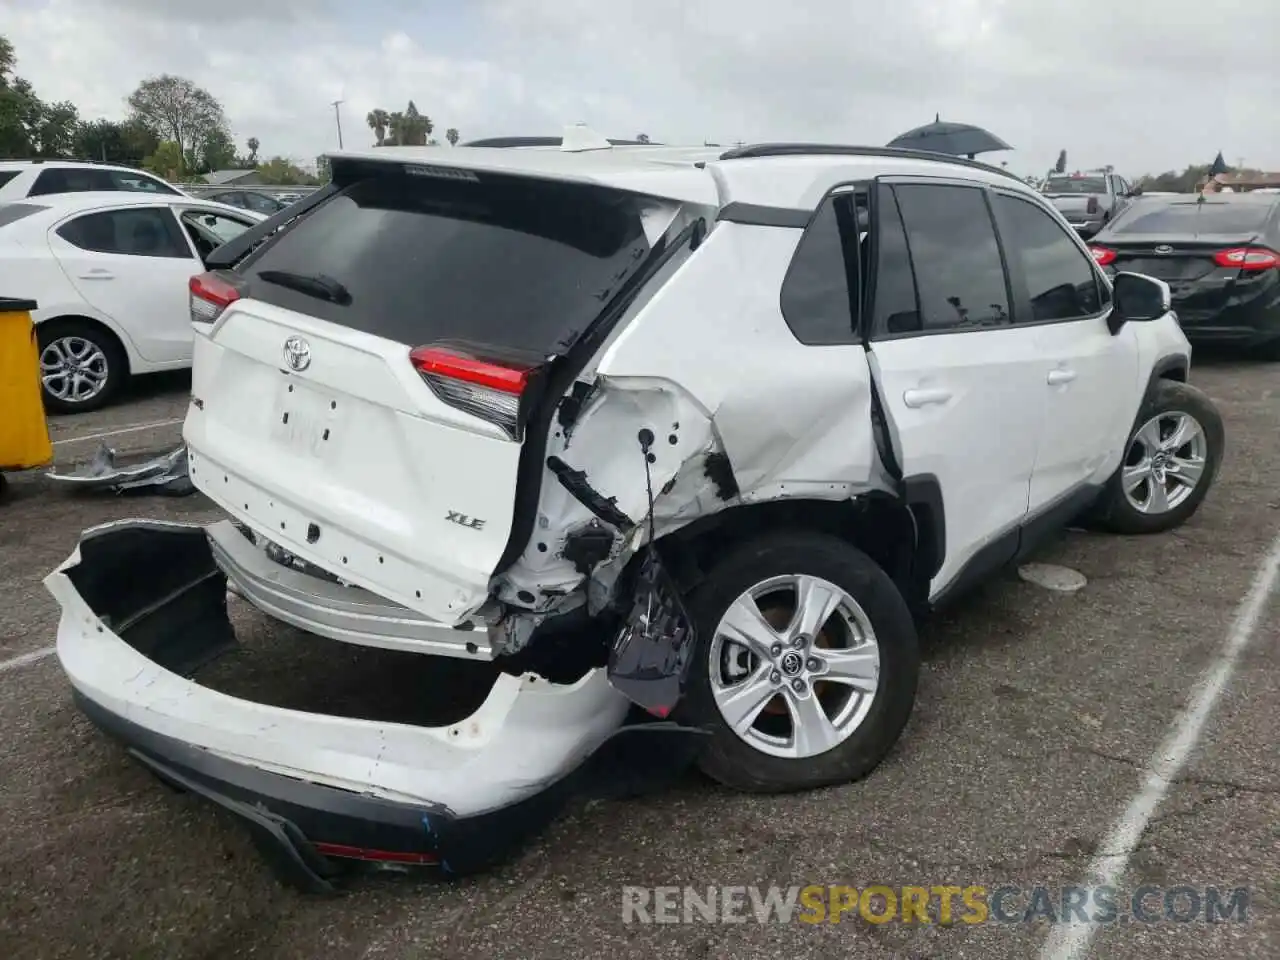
0, 192, 265, 413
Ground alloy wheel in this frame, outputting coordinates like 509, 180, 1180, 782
1121, 410, 1208, 515
41, 336, 109, 404
709, 574, 881, 760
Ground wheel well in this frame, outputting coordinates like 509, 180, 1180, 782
39, 315, 131, 375
658, 494, 931, 606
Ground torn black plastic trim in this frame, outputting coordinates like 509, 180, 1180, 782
563, 525, 615, 575
545, 456, 635, 530
606, 547, 697, 718
703, 451, 740, 500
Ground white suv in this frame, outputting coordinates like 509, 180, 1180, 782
0, 160, 189, 202
47, 140, 1224, 886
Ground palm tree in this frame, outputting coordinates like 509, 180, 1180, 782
246, 137, 259, 165
446, 127, 459, 147
366, 109, 389, 146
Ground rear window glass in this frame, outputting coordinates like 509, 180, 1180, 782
0, 171, 19, 189
1044, 177, 1106, 194
1111, 201, 1273, 235
242, 173, 655, 354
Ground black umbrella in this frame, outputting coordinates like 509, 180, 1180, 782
887, 114, 1012, 159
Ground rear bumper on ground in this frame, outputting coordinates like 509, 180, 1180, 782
44, 519, 633, 888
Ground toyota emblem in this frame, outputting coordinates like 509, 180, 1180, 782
283, 336, 311, 371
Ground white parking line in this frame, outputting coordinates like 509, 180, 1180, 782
0, 646, 56, 673
1039, 530, 1280, 960
51, 418, 184, 447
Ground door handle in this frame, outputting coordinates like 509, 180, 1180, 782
902, 387, 952, 408
77, 269, 114, 280
1047, 369, 1078, 385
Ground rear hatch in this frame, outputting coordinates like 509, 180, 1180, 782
183, 159, 686, 624
1088, 199, 1279, 320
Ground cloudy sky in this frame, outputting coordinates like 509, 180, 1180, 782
6, 0, 1278, 177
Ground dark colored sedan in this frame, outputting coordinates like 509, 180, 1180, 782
1088, 194, 1280, 357
205, 190, 288, 215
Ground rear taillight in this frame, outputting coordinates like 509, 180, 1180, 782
189, 271, 242, 324
1212, 246, 1280, 271
409, 345, 540, 440
1086, 196, 1099, 214
1089, 245, 1116, 266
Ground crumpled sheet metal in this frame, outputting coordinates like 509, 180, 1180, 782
47, 443, 195, 496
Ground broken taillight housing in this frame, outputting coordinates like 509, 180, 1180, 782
409, 345, 541, 440
189, 271, 244, 325
1212, 246, 1280, 271
1089, 245, 1116, 266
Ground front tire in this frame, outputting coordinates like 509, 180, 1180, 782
1092, 379, 1224, 535
679, 532, 919, 793
37, 318, 127, 414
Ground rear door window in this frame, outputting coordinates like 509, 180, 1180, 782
0, 171, 20, 189
993, 193, 1102, 322
868, 185, 921, 336
241, 172, 658, 355
891, 183, 1011, 331
56, 207, 192, 258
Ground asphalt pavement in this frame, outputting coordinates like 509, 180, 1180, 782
0, 363, 1276, 960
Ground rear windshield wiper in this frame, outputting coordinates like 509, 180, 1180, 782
256, 269, 352, 306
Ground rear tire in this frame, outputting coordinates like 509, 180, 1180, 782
679, 532, 919, 793
1091, 379, 1224, 535
37, 318, 128, 414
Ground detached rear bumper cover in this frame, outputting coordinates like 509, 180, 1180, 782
45, 520, 630, 886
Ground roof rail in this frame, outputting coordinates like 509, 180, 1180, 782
716, 143, 1023, 182
462, 136, 661, 148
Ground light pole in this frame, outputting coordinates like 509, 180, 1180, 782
331, 99, 345, 149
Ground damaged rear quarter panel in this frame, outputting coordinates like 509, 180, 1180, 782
595, 222, 883, 500
494, 222, 886, 611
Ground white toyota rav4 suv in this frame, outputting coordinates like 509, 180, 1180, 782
47, 139, 1224, 887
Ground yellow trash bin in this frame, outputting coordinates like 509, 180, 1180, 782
0, 297, 54, 481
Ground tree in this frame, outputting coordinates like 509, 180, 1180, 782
367, 108, 389, 146
0, 36, 42, 157
385, 101, 431, 146
256, 156, 319, 186
636, 132, 650, 143
194, 127, 236, 173
34, 99, 79, 157
246, 136, 260, 165
127, 75, 228, 176
1054, 149, 1067, 174
0, 35, 15, 86
143, 141, 184, 181
446, 127, 459, 146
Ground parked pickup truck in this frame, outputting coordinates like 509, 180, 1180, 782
1042, 172, 1141, 237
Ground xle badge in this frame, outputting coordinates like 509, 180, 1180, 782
446, 511, 486, 530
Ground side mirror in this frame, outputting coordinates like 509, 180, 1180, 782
1130, 186, 1143, 197
1109, 272, 1170, 333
